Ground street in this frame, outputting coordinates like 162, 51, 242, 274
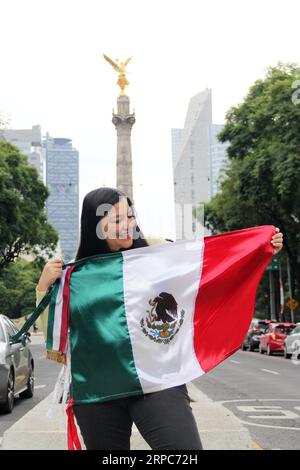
194, 349, 300, 450
1, 336, 299, 450
0, 335, 61, 446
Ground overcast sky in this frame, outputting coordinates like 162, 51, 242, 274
1, 0, 299, 239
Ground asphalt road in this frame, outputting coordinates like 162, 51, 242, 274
0, 336, 61, 443
194, 348, 300, 450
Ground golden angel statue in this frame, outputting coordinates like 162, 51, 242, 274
103, 54, 132, 96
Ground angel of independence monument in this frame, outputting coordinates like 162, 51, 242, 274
103, 54, 135, 202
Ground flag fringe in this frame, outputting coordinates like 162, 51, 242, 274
47, 349, 67, 365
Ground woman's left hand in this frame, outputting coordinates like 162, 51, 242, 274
271, 227, 283, 255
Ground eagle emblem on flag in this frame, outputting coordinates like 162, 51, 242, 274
140, 292, 185, 344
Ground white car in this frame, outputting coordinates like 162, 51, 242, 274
284, 324, 300, 359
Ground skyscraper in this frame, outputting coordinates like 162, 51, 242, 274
173, 89, 212, 239
209, 124, 229, 199
0, 125, 44, 180
44, 134, 79, 262
171, 128, 184, 169
172, 90, 229, 240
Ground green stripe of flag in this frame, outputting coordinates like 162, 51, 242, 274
46, 281, 60, 350
69, 252, 143, 403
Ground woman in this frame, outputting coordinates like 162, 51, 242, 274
36, 187, 283, 450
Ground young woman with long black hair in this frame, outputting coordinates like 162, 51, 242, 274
37, 187, 283, 450
36, 187, 204, 450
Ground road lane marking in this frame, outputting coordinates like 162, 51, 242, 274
261, 369, 280, 375
240, 420, 300, 431
34, 385, 46, 389
237, 405, 299, 419
218, 400, 300, 431
230, 360, 241, 364
220, 399, 300, 404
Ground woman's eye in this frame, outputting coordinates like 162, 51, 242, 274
109, 215, 134, 224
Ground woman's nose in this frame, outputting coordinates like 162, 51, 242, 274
120, 217, 135, 233
119, 218, 130, 232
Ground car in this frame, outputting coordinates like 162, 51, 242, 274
284, 324, 300, 359
242, 319, 276, 351
0, 314, 34, 413
259, 322, 296, 356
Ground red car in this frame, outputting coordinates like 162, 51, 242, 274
259, 323, 296, 356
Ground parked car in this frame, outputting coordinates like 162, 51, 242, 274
284, 324, 300, 359
242, 319, 276, 351
0, 314, 34, 413
259, 322, 296, 356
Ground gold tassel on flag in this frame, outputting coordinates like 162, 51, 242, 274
47, 349, 67, 365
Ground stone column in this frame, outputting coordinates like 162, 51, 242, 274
112, 95, 135, 202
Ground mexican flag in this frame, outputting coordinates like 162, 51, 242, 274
12, 225, 275, 449
29, 225, 275, 403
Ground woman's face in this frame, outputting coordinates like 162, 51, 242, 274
100, 197, 136, 251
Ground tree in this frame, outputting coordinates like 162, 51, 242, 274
0, 141, 58, 268
0, 259, 41, 318
203, 63, 300, 317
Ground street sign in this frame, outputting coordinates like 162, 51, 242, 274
286, 298, 299, 311
266, 255, 280, 271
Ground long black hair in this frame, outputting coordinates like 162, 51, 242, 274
75, 187, 149, 261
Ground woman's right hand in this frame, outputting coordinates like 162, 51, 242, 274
37, 258, 63, 291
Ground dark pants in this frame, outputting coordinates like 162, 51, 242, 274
73, 384, 203, 450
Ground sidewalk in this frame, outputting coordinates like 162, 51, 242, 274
1, 382, 254, 450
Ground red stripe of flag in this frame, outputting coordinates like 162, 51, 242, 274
59, 265, 76, 353
193, 225, 276, 373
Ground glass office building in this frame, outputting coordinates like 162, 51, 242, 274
44, 134, 79, 262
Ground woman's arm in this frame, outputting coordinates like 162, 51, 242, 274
35, 287, 49, 339
36, 257, 63, 339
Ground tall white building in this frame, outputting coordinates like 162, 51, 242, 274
171, 128, 184, 169
172, 89, 229, 240
173, 89, 212, 239
209, 124, 230, 199
0, 125, 44, 180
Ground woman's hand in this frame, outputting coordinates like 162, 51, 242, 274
271, 227, 283, 255
37, 258, 63, 291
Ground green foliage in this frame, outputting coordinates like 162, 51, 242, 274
0, 259, 41, 318
0, 141, 58, 268
201, 63, 300, 318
